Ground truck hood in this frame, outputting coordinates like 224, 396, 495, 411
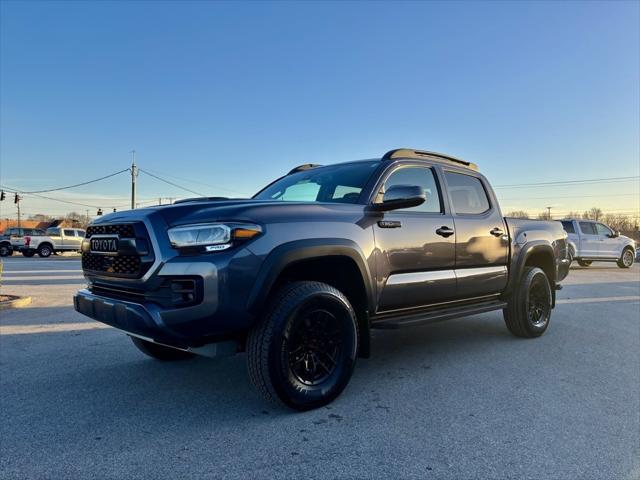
91, 199, 367, 228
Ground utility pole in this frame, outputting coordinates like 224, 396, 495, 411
130, 149, 138, 209
546, 206, 553, 220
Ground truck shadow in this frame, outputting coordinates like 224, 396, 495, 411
2, 306, 517, 429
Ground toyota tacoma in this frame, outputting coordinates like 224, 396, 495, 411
74, 148, 570, 410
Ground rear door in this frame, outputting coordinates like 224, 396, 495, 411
578, 222, 599, 257
443, 170, 509, 299
373, 164, 456, 311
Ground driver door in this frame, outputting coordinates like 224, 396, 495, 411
374, 165, 456, 312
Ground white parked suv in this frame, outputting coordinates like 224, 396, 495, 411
20, 227, 86, 258
560, 219, 636, 268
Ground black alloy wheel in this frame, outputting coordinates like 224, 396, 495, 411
504, 266, 552, 338
247, 281, 358, 411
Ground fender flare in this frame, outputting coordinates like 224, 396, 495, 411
246, 238, 375, 316
506, 241, 556, 299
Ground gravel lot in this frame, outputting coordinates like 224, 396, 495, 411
1, 256, 638, 479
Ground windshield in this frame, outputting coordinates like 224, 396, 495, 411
254, 161, 379, 204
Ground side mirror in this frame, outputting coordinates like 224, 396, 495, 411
372, 185, 426, 212
609, 230, 620, 238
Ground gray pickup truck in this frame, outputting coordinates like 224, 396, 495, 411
74, 148, 570, 410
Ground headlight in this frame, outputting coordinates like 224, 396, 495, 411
167, 223, 261, 252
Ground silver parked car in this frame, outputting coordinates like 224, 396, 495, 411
560, 219, 636, 268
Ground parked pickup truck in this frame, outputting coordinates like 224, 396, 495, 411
74, 148, 570, 410
560, 219, 635, 268
20, 227, 86, 257
0, 227, 45, 257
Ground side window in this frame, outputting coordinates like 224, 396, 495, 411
63, 229, 76, 236
445, 171, 490, 215
561, 221, 575, 234
579, 222, 596, 235
47, 228, 61, 236
382, 166, 442, 213
595, 223, 612, 236
76, 230, 86, 238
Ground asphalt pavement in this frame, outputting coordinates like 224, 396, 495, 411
1, 256, 638, 479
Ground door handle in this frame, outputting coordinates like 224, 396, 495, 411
490, 228, 504, 237
436, 226, 455, 237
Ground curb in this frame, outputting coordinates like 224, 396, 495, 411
0, 296, 32, 310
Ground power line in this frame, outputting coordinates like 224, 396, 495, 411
138, 169, 206, 197
494, 175, 640, 189
141, 168, 249, 196
7, 169, 130, 194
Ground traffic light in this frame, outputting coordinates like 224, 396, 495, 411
97, 208, 103, 216
113, 208, 117, 213
0, 190, 5, 201
14, 193, 19, 204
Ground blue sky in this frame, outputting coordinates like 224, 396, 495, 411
1, 0, 638, 219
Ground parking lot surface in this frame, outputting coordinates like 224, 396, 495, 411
1, 256, 638, 479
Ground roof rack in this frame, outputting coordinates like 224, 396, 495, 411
288, 164, 322, 175
382, 148, 478, 171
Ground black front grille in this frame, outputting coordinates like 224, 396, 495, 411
82, 253, 142, 275
82, 222, 153, 278
86, 224, 135, 238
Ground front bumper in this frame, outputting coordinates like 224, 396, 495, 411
74, 261, 223, 347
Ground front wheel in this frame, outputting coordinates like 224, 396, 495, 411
503, 266, 552, 338
617, 248, 635, 269
247, 281, 358, 411
130, 337, 195, 361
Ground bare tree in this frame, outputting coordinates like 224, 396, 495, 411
563, 211, 582, 219
537, 211, 552, 220
583, 207, 603, 221
506, 210, 530, 218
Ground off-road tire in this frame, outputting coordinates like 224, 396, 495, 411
503, 266, 552, 338
37, 244, 53, 258
247, 281, 358, 411
0, 244, 12, 257
577, 259, 592, 267
130, 337, 195, 361
617, 247, 635, 269
22, 250, 35, 258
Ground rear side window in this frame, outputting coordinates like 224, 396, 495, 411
47, 228, 61, 236
561, 221, 575, 234
76, 230, 86, 237
382, 166, 442, 213
445, 172, 490, 214
579, 222, 597, 235
63, 229, 76, 236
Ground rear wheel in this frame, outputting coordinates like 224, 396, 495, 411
577, 259, 592, 267
37, 244, 53, 258
0, 244, 12, 257
22, 250, 35, 258
247, 281, 358, 411
130, 337, 195, 361
504, 266, 552, 338
617, 248, 635, 269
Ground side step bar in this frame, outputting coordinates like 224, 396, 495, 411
371, 299, 508, 330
